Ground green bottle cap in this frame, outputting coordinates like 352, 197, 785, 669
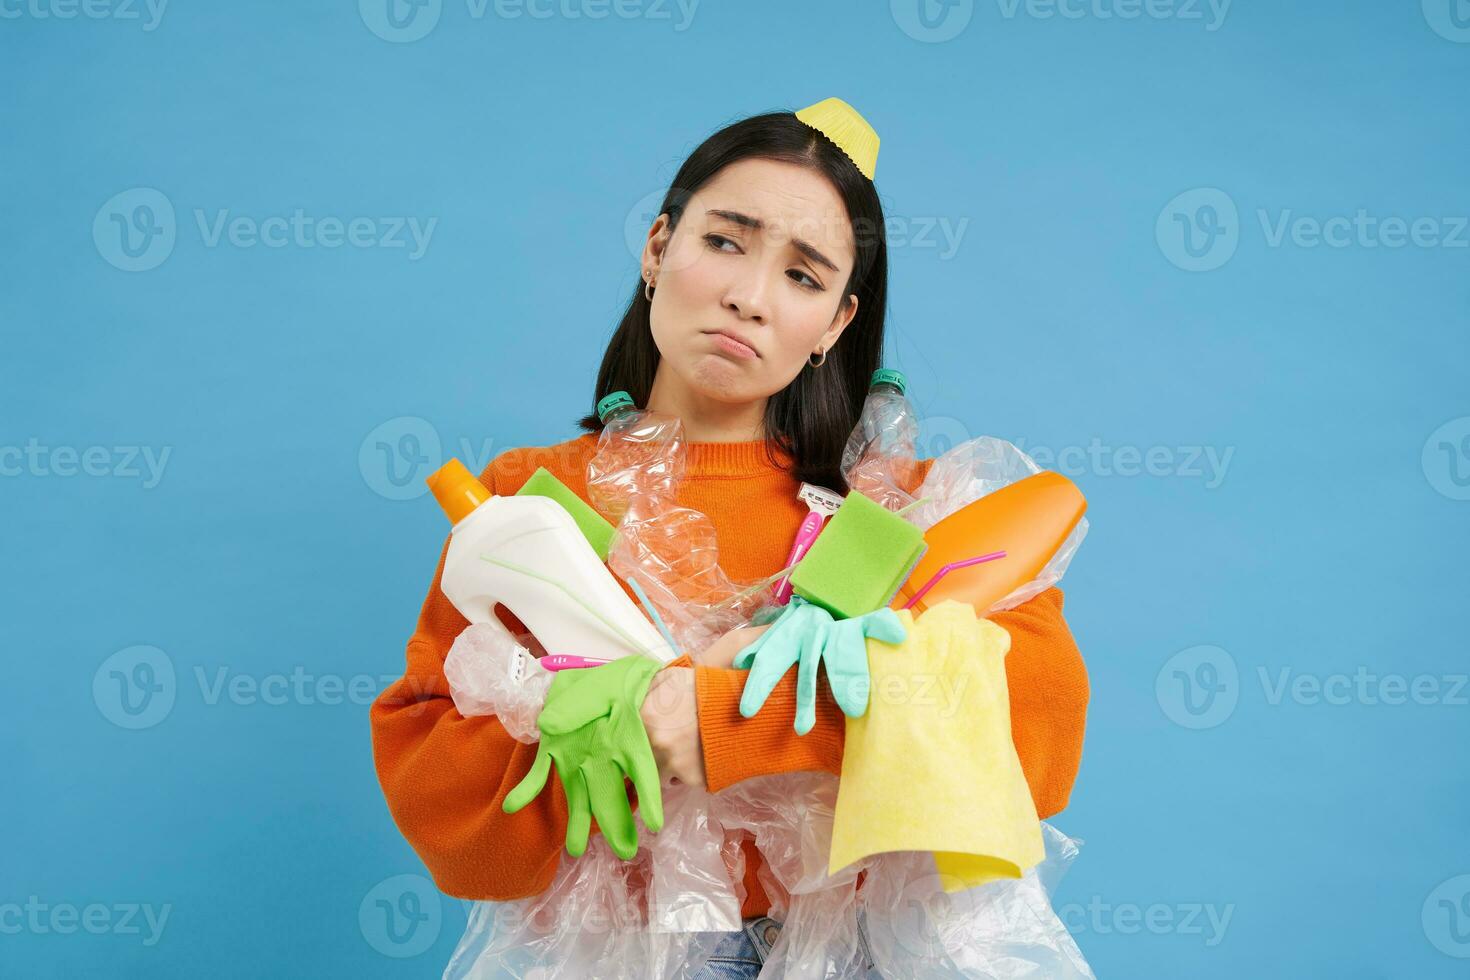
596, 391, 636, 423
870, 369, 906, 395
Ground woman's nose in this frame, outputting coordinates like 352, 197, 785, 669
722, 270, 773, 324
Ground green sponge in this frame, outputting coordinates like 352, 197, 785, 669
515, 467, 616, 561
789, 490, 927, 619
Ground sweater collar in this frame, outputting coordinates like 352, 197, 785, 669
683, 438, 794, 477
571, 432, 794, 478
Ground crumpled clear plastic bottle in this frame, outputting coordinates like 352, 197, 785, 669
586, 391, 773, 655
840, 368, 921, 511
585, 391, 685, 520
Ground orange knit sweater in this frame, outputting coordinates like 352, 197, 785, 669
370, 433, 1089, 919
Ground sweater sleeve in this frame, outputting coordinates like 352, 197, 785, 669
990, 586, 1089, 818
369, 457, 667, 900
692, 586, 1088, 820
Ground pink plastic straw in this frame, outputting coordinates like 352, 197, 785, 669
901, 550, 1007, 610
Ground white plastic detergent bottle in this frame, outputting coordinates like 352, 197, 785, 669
426, 458, 676, 664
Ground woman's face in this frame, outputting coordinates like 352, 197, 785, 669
640, 157, 859, 405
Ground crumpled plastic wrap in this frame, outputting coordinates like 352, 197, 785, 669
444, 842, 729, 980
444, 623, 554, 743
444, 782, 747, 980
447, 771, 1093, 979
440, 419, 1094, 979
904, 436, 1089, 613
708, 774, 1094, 979
857, 824, 1095, 979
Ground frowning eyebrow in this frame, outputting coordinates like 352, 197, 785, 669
705, 209, 841, 273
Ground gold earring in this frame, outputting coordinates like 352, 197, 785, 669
809, 348, 827, 368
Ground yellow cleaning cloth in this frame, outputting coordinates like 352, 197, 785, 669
828, 599, 1045, 891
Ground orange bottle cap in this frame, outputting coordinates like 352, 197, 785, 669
426, 458, 490, 524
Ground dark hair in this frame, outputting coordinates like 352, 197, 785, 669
575, 108, 889, 493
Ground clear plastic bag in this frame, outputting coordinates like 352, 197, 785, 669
447, 769, 1093, 980
858, 824, 1095, 979
444, 837, 728, 980
445, 784, 747, 980
710, 773, 1094, 980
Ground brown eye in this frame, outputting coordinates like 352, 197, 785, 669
789, 269, 821, 291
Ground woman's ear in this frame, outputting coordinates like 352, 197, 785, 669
817, 293, 859, 354
642, 213, 672, 278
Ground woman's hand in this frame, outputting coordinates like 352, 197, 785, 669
693, 623, 771, 668
637, 623, 773, 790
639, 667, 706, 789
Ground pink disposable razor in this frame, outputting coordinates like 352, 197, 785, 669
774, 483, 846, 605
540, 655, 614, 672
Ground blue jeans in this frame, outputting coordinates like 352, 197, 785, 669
693, 911, 881, 979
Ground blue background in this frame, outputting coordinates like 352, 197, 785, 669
3, 1, 1467, 976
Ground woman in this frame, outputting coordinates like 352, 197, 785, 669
370, 98, 1090, 978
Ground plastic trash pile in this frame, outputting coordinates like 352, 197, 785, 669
440, 377, 1094, 979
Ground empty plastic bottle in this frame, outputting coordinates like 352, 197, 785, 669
840, 368, 921, 511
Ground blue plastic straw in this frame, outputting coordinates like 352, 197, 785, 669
626, 575, 681, 659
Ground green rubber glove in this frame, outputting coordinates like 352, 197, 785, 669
733, 597, 908, 735
502, 654, 664, 860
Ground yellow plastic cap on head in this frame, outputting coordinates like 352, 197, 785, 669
795, 96, 880, 181
426, 458, 490, 524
